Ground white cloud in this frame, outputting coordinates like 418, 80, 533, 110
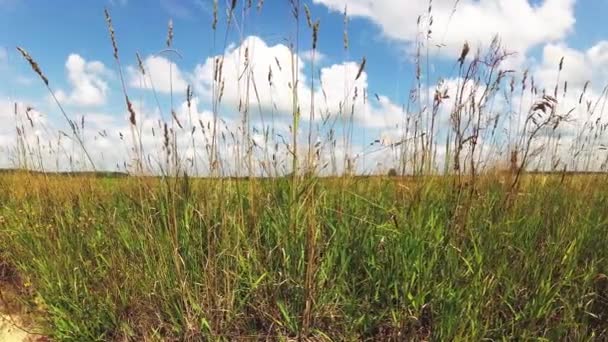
314, 0, 575, 58
535, 41, 608, 91
55, 54, 110, 107
192, 35, 404, 129
128, 55, 188, 94
0, 98, 16, 122
315, 61, 364, 117
528, 41, 608, 148
0, 99, 51, 168
301, 49, 327, 63
192, 35, 310, 115
313, 60, 403, 128
7, 35, 608, 174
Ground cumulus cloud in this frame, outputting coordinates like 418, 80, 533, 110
0, 99, 51, 168
192, 35, 310, 115
55, 54, 110, 107
535, 41, 608, 91
314, 0, 575, 58
314, 61, 404, 128
128, 55, 188, 94
192, 35, 404, 130
401, 40, 608, 173
523, 41, 608, 161
8, 33, 608, 174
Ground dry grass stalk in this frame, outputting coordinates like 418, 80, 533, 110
126, 96, 136, 126
104, 8, 143, 173
16, 47, 96, 170
171, 111, 183, 129
355, 57, 366, 81
166, 19, 174, 48
343, 5, 349, 50
136, 52, 146, 75
104, 8, 118, 60
16, 47, 48, 86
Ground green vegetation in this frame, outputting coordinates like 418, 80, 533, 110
3, 0, 608, 340
0, 173, 607, 340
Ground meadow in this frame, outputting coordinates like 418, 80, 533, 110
1, 173, 608, 340
2, 1, 608, 341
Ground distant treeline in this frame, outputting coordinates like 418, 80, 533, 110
0, 168, 605, 180
0, 168, 129, 178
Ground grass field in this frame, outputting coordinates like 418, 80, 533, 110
1, 172, 607, 340
3, 0, 608, 340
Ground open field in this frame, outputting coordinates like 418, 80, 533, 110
1, 172, 607, 340
4, 0, 608, 340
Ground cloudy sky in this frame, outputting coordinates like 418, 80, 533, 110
1, 0, 607, 174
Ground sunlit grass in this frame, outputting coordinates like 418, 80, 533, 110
0, 173, 607, 340
3, 0, 608, 340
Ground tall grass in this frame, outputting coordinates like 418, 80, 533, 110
1, 174, 608, 340
2, 0, 608, 340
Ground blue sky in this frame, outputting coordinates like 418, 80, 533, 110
0, 0, 409, 101
1, 0, 608, 174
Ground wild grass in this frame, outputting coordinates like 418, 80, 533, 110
1, 173, 608, 340
2, 0, 608, 340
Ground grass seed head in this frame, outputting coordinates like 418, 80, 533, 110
458, 41, 470, 67
186, 85, 193, 108
312, 20, 320, 50
16, 47, 49, 86
104, 8, 119, 60
355, 57, 366, 81
304, 4, 312, 28
166, 19, 174, 48
343, 5, 349, 50
172, 110, 183, 129
126, 95, 136, 126
212, 0, 218, 30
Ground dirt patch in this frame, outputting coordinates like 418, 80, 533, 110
0, 290, 45, 342
0, 260, 47, 341
0, 313, 37, 342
